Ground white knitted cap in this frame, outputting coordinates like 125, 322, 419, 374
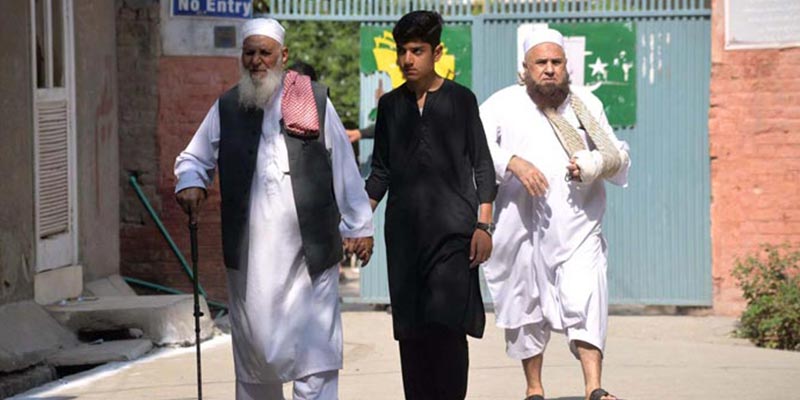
522, 28, 565, 54
242, 18, 285, 45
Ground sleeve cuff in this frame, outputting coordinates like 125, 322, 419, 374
494, 149, 514, 183
175, 171, 207, 193
340, 224, 375, 238
478, 184, 498, 203
365, 180, 387, 203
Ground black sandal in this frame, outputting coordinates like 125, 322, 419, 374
589, 388, 618, 400
524, 396, 544, 400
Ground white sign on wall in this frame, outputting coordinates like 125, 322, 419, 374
725, 0, 800, 50
172, 0, 253, 19
163, 0, 253, 56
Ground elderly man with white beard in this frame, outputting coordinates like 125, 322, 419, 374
479, 28, 630, 400
174, 18, 374, 400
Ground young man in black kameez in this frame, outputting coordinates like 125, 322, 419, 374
365, 11, 497, 400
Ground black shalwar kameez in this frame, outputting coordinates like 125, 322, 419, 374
366, 79, 497, 342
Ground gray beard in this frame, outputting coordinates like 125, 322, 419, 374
525, 71, 571, 110
238, 62, 283, 109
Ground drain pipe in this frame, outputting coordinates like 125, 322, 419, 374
128, 174, 210, 299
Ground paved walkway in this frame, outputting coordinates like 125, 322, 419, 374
13, 312, 800, 400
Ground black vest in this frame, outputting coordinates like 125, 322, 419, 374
217, 83, 343, 277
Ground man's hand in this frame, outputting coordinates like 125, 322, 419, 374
345, 129, 362, 143
353, 237, 374, 266
343, 238, 357, 255
566, 157, 582, 181
507, 156, 549, 197
469, 229, 492, 268
175, 187, 207, 223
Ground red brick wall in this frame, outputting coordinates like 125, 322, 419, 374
709, 0, 800, 315
122, 56, 239, 304
159, 57, 238, 302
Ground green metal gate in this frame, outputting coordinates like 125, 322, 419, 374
269, 0, 713, 306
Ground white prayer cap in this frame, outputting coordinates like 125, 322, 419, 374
242, 18, 285, 45
522, 28, 564, 55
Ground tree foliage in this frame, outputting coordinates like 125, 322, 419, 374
282, 20, 361, 129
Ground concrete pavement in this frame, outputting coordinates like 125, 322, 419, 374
12, 312, 800, 400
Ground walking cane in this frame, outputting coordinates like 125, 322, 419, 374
189, 217, 204, 400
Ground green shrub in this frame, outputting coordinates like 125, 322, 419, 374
732, 243, 800, 351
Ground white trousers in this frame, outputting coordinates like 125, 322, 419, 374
504, 322, 550, 360
507, 230, 609, 360
236, 370, 339, 400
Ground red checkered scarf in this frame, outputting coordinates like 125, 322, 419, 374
281, 70, 320, 137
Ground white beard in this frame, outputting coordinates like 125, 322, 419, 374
238, 61, 283, 109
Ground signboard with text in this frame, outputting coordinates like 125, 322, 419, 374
725, 0, 800, 50
172, 0, 253, 19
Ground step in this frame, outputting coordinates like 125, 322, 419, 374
84, 274, 138, 297
0, 301, 78, 373
46, 339, 154, 367
45, 295, 215, 346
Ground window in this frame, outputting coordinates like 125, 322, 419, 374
32, 0, 76, 271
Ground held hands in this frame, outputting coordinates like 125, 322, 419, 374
507, 156, 549, 197
175, 187, 207, 223
469, 228, 492, 268
344, 237, 375, 266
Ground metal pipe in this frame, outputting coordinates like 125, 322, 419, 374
128, 174, 208, 298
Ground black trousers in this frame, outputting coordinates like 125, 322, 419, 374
398, 324, 469, 400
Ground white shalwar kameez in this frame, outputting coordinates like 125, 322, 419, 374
174, 82, 374, 399
479, 84, 630, 360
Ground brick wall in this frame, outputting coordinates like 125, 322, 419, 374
117, 0, 238, 303
152, 57, 239, 302
117, 0, 166, 294
118, 0, 160, 225
709, 0, 800, 315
